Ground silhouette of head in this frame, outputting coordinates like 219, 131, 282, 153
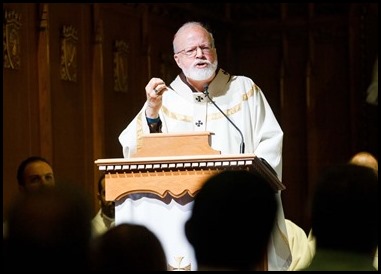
349, 151, 378, 175
6, 183, 92, 271
185, 169, 277, 270
311, 164, 378, 254
91, 223, 167, 271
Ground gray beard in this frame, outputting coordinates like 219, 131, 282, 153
184, 61, 218, 81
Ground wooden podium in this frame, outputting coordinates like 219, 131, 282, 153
95, 131, 285, 202
94, 131, 285, 271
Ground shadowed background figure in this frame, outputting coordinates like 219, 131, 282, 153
4, 183, 92, 272
303, 164, 378, 271
4, 156, 56, 239
307, 151, 379, 270
91, 174, 115, 238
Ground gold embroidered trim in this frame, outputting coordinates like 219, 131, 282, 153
161, 84, 258, 121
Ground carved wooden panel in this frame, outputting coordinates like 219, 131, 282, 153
3, 9, 22, 70
60, 25, 78, 82
113, 40, 129, 92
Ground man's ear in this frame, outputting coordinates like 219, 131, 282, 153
174, 54, 181, 67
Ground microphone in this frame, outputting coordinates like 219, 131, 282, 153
203, 85, 245, 154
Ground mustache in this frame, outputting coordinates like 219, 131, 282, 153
192, 60, 212, 66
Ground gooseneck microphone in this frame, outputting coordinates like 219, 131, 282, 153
203, 85, 245, 154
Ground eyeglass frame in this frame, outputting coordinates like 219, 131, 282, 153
175, 44, 215, 58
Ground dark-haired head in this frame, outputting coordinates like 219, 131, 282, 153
186, 169, 277, 270
16, 156, 55, 192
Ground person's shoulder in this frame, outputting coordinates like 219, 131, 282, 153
221, 69, 254, 83
92, 209, 102, 222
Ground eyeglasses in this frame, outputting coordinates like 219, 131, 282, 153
175, 45, 214, 58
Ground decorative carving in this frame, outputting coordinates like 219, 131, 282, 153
168, 256, 191, 271
113, 40, 129, 92
3, 9, 22, 70
60, 25, 78, 82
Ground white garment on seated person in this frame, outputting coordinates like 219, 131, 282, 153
285, 219, 314, 270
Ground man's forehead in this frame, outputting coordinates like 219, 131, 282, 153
27, 172, 53, 176
24, 162, 53, 174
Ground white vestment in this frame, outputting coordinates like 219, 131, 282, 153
91, 209, 115, 238
118, 68, 292, 270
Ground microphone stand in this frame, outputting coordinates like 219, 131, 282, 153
203, 86, 245, 154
